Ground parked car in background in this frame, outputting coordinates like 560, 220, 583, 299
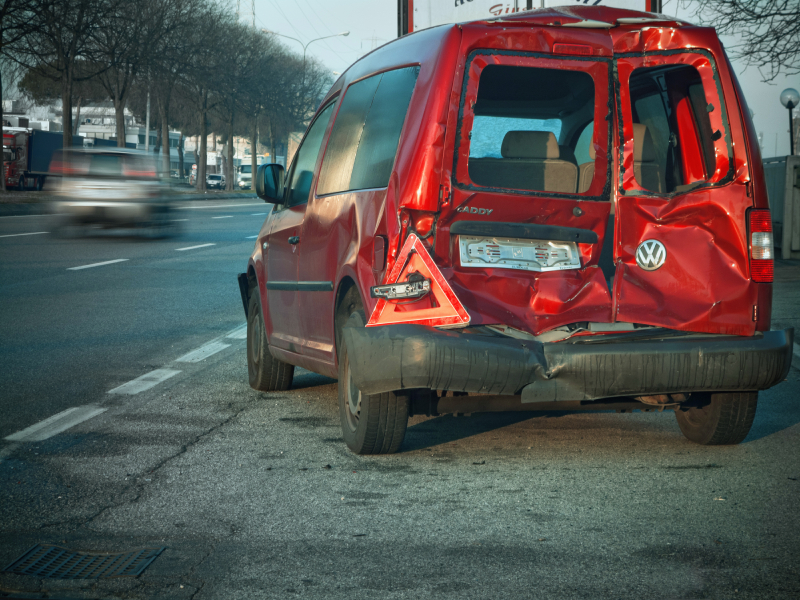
49, 147, 179, 237
206, 173, 225, 189
239, 5, 793, 455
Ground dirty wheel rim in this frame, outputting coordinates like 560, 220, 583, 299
344, 364, 361, 432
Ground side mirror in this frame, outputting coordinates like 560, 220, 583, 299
255, 163, 284, 203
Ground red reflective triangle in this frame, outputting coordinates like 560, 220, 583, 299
367, 233, 470, 328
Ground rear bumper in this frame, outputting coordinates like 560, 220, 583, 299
342, 322, 794, 402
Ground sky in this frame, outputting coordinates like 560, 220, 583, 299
250, 0, 799, 157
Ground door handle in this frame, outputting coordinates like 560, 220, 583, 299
288, 236, 300, 245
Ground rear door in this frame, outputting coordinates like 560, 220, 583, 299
613, 49, 755, 335
434, 50, 615, 335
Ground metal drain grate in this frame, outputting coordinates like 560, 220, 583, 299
3, 544, 166, 579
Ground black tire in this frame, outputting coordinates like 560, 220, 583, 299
338, 309, 409, 454
675, 392, 758, 445
247, 285, 294, 391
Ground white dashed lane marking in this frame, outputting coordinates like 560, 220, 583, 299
5, 406, 107, 442
176, 341, 231, 363
0, 231, 49, 238
245, 235, 258, 239
177, 203, 260, 210
226, 324, 248, 339
212, 216, 233, 219
176, 243, 215, 251
67, 259, 129, 271
107, 369, 182, 395
251, 213, 267, 216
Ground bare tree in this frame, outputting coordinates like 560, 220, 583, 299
15, 0, 101, 148
681, 0, 800, 81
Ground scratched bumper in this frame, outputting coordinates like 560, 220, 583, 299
342, 319, 794, 401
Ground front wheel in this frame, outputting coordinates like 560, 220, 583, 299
247, 285, 294, 391
338, 310, 409, 454
675, 392, 758, 445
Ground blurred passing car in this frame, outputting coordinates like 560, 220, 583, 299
49, 147, 179, 237
206, 173, 225, 189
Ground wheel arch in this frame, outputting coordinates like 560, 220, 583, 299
334, 275, 365, 365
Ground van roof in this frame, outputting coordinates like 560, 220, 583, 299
472, 5, 687, 29
330, 5, 690, 94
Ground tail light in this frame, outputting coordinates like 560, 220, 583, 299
749, 209, 773, 283
553, 43, 593, 56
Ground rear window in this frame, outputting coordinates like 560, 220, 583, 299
89, 154, 123, 176
454, 55, 611, 199
619, 53, 732, 195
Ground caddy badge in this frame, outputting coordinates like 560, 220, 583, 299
636, 239, 667, 271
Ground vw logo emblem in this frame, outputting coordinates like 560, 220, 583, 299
636, 239, 667, 271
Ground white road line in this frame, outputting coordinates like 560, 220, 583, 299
108, 368, 181, 395
177, 203, 260, 210
0, 231, 48, 238
67, 259, 129, 271
176, 340, 231, 363
176, 243, 215, 251
251, 213, 267, 216
172, 219, 189, 222
226, 324, 248, 339
5, 406, 107, 442
245, 235, 258, 239
212, 216, 233, 219
0, 213, 64, 219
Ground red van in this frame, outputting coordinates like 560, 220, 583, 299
239, 5, 793, 454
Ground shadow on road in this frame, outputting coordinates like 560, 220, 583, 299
402, 412, 562, 452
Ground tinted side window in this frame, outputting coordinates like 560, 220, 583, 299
317, 66, 419, 196
285, 102, 335, 207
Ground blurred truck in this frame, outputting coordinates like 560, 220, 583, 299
2, 129, 81, 191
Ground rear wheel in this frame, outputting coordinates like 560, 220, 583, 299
675, 392, 758, 445
338, 308, 408, 454
247, 285, 294, 391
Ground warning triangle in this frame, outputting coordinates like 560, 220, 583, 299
367, 233, 470, 328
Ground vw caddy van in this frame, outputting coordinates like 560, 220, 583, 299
239, 5, 794, 454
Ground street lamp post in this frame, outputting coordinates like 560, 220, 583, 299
780, 88, 799, 155
260, 29, 350, 73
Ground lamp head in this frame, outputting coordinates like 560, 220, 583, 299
781, 88, 799, 109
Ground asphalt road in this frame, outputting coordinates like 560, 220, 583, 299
1, 199, 798, 599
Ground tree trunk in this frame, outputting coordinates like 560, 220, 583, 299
198, 90, 207, 191
61, 72, 74, 148
154, 126, 161, 156
1, 65, 5, 191
268, 119, 276, 166
114, 98, 126, 148
226, 111, 235, 191
158, 91, 171, 177
178, 131, 185, 179
251, 116, 258, 189
73, 96, 82, 135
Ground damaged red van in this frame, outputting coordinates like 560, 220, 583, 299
238, 5, 794, 454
